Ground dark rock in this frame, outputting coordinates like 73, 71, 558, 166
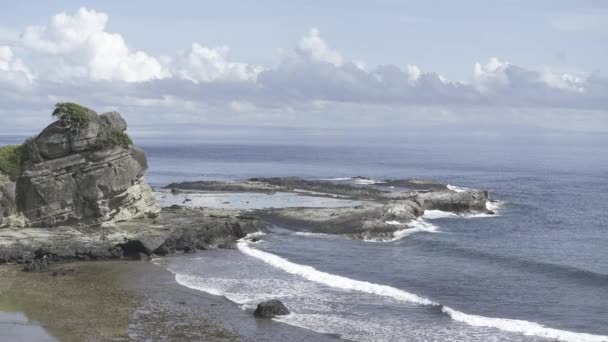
253, 299, 290, 318
117, 240, 150, 256
99, 111, 128, 131
23, 257, 50, 272
130, 147, 148, 173
35, 121, 71, 159
108, 246, 124, 259
132, 252, 150, 261
417, 189, 489, 213
69, 110, 101, 152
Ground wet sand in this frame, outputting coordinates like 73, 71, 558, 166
0, 260, 341, 341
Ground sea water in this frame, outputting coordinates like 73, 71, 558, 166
3, 133, 607, 341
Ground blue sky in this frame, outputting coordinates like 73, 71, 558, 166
0, 1, 607, 137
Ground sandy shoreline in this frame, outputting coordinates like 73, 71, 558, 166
0, 259, 341, 341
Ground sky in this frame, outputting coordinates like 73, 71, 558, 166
0, 1, 607, 141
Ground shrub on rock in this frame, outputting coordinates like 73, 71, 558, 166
51, 102, 92, 134
0, 144, 28, 180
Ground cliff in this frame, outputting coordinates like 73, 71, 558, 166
0, 103, 159, 228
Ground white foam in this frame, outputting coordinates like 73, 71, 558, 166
447, 184, 471, 192
368, 218, 439, 242
316, 177, 352, 181
237, 241, 436, 306
242, 231, 266, 239
423, 210, 461, 219
442, 306, 608, 342
175, 274, 226, 297
486, 200, 503, 212
389, 218, 439, 241
385, 220, 403, 225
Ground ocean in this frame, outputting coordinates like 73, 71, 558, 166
3, 133, 607, 341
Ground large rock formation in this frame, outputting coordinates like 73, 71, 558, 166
1, 104, 159, 228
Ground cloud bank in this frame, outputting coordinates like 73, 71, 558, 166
0, 7, 606, 134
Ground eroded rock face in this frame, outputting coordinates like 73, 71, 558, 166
14, 109, 159, 227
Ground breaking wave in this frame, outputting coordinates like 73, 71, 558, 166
237, 242, 608, 342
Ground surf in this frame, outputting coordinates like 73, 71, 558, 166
238, 241, 608, 342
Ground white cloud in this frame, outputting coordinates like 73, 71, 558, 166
406, 64, 421, 82
295, 28, 343, 66
540, 69, 585, 93
473, 57, 510, 92
0, 8, 607, 134
21, 7, 167, 82
0, 45, 34, 89
173, 43, 261, 83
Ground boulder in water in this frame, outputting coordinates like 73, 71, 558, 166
253, 299, 290, 318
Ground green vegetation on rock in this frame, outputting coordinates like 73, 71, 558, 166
0, 143, 28, 180
96, 126, 133, 149
52, 102, 91, 133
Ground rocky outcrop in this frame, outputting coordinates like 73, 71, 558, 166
417, 189, 490, 213
0, 206, 260, 264
2, 104, 160, 228
254, 299, 290, 318
153, 206, 260, 255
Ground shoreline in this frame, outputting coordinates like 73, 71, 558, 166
0, 259, 342, 341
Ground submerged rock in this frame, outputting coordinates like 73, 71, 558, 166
253, 299, 290, 318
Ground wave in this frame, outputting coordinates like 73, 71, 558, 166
238, 242, 608, 342
442, 307, 608, 342
364, 218, 440, 242
423, 210, 461, 219
447, 184, 471, 192
292, 232, 338, 239
390, 218, 439, 241
486, 200, 502, 212
316, 177, 352, 181
237, 241, 436, 306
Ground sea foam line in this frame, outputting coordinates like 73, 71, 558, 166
422, 200, 504, 220
238, 242, 608, 342
237, 241, 435, 306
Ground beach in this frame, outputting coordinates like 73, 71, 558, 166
0, 260, 340, 341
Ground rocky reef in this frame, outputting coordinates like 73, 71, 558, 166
166, 177, 494, 240
0, 103, 159, 228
